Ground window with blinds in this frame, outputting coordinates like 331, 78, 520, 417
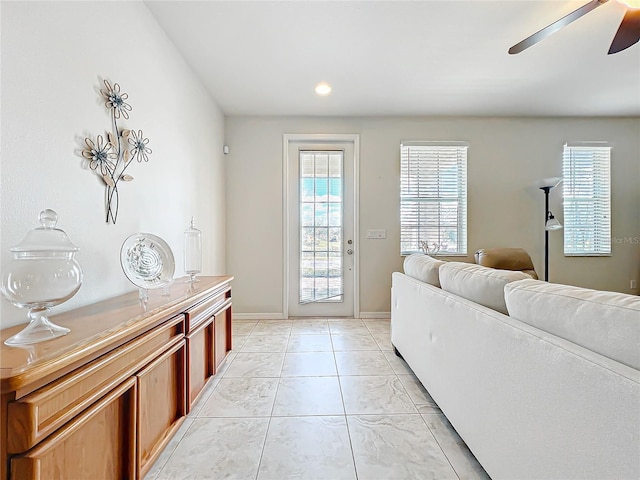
400, 142, 468, 256
562, 143, 611, 256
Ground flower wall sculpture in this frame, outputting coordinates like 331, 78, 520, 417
82, 80, 151, 224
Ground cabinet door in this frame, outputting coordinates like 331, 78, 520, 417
10, 377, 136, 480
214, 303, 232, 372
186, 317, 214, 411
137, 340, 186, 479
7, 315, 183, 455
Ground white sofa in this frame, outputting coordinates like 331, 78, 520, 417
391, 255, 640, 480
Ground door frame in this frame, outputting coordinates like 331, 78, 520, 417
282, 133, 360, 319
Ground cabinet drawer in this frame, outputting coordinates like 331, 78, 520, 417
7, 314, 184, 454
184, 286, 231, 332
11, 377, 137, 480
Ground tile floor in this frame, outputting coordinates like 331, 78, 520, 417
144, 318, 491, 480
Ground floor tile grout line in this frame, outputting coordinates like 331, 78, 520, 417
342, 413, 360, 480
195, 411, 442, 419
253, 414, 273, 480
419, 413, 463, 480
334, 331, 360, 480
254, 318, 288, 480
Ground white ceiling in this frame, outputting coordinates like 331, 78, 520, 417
146, 0, 640, 117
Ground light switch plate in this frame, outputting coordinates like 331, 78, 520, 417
367, 229, 386, 239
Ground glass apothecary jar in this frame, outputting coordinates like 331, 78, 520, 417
184, 217, 202, 283
1, 209, 83, 346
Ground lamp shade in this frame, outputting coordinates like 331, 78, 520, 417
538, 177, 563, 190
545, 214, 563, 231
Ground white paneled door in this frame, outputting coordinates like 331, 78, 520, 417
286, 136, 358, 317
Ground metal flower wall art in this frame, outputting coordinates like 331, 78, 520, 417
82, 80, 152, 224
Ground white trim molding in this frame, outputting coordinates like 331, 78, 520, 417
282, 133, 360, 320
359, 312, 391, 319
233, 313, 288, 321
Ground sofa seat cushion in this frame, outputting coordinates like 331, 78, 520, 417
505, 279, 640, 370
403, 254, 446, 287
439, 262, 530, 314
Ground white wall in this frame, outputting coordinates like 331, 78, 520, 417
1, 1, 226, 328
225, 116, 640, 317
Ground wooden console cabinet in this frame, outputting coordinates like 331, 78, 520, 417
0, 276, 233, 480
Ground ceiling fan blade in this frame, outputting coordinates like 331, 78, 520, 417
608, 8, 640, 54
509, 0, 608, 54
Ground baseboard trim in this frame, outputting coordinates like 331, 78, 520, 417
233, 312, 390, 320
233, 313, 287, 320
359, 312, 391, 319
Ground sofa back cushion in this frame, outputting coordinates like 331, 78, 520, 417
505, 279, 640, 370
439, 262, 530, 314
403, 254, 446, 287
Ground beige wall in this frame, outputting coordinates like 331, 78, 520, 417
225, 116, 640, 317
1, 2, 227, 328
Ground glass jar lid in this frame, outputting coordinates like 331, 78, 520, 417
11, 209, 79, 252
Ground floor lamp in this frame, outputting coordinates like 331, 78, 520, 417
540, 178, 563, 282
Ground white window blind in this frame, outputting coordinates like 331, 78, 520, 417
400, 142, 468, 255
562, 143, 611, 256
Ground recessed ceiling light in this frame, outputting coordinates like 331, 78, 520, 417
315, 82, 332, 96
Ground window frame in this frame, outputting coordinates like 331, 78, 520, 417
298, 149, 344, 304
562, 142, 611, 257
400, 141, 468, 256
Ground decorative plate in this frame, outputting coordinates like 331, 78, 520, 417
120, 233, 175, 289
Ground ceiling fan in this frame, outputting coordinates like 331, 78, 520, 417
509, 0, 640, 54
